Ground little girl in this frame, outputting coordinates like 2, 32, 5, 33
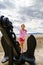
19, 24, 27, 53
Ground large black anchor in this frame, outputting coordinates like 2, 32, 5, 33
0, 16, 36, 65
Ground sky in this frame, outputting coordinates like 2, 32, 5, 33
0, 0, 43, 34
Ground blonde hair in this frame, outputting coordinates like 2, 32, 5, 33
21, 24, 25, 28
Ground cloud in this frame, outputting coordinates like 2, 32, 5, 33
0, 2, 6, 9
0, 0, 43, 33
18, 5, 43, 19
14, 0, 34, 7
18, 0, 43, 20
0, 0, 15, 9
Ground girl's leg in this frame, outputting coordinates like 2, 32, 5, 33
20, 41, 24, 53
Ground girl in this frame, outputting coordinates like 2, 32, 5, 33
19, 24, 27, 53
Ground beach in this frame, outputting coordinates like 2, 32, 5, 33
0, 35, 43, 65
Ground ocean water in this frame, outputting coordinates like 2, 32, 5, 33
0, 31, 43, 37
16, 33, 43, 38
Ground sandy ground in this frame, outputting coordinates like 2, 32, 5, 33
0, 49, 43, 65
0, 37, 43, 65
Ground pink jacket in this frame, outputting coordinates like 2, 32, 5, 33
19, 29, 27, 39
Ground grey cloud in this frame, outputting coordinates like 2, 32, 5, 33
0, 4, 6, 9
19, 6, 43, 19
41, 22, 43, 26
14, 20, 22, 22
34, 0, 43, 10
20, 16, 26, 22
0, 0, 15, 9
18, 0, 43, 20
35, 0, 43, 3
0, 2, 6, 9
4, 0, 15, 8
